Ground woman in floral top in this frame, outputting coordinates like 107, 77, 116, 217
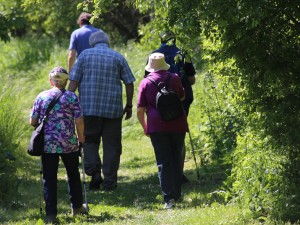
30, 66, 86, 224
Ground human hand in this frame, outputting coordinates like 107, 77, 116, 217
142, 126, 149, 137
123, 105, 132, 120
78, 135, 85, 144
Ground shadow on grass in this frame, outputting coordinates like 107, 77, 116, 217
85, 164, 228, 210
1, 154, 228, 224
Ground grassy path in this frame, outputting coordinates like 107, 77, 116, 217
0, 42, 260, 225
1, 134, 255, 225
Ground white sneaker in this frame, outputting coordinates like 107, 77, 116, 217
164, 199, 175, 209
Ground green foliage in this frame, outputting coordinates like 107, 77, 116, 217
183, 34, 241, 182
0, 38, 39, 204
228, 127, 300, 221
1, 0, 300, 222
0, 39, 260, 225
0, 37, 69, 205
0, 13, 10, 42
128, 0, 300, 222
0, 0, 147, 45
19, 0, 145, 44
22, 0, 82, 38
0, 0, 27, 41
0, 79, 26, 203
188, 74, 234, 171
196, 1, 299, 221
0, 37, 55, 74
77, 0, 146, 43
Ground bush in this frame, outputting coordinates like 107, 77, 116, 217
228, 125, 300, 222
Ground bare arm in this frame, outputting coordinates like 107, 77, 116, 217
68, 50, 76, 73
123, 83, 134, 120
75, 116, 85, 144
137, 107, 148, 136
68, 80, 79, 92
125, 83, 134, 107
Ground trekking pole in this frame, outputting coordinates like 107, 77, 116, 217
79, 143, 89, 213
188, 130, 200, 181
39, 156, 43, 216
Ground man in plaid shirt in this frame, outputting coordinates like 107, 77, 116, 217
68, 30, 135, 192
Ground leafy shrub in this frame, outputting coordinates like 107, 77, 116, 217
228, 126, 300, 222
187, 53, 243, 180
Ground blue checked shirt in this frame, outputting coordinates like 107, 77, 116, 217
70, 43, 135, 118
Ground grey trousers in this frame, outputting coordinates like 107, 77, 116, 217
83, 116, 122, 188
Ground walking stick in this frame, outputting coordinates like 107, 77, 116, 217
39, 156, 43, 216
188, 130, 200, 181
79, 144, 89, 213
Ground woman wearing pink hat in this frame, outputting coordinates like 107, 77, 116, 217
137, 53, 188, 209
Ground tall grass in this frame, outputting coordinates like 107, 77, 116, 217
0, 77, 27, 203
0, 37, 62, 205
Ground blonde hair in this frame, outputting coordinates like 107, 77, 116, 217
50, 79, 67, 88
49, 66, 68, 88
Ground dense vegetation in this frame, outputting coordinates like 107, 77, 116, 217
0, 39, 257, 225
0, 0, 300, 223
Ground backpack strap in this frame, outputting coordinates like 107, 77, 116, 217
164, 73, 172, 89
42, 90, 65, 122
146, 73, 172, 92
146, 76, 162, 93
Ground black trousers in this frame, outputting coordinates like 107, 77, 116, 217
42, 152, 83, 216
83, 116, 122, 188
150, 132, 185, 203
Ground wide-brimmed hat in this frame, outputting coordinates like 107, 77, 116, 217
49, 66, 69, 81
145, 53, 170, 72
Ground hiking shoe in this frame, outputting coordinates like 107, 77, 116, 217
89, 173, 103, 190
45, 214, 58, 224
72, 204, 88, 217
164, 199, 175, 209
181, 174, 190, 184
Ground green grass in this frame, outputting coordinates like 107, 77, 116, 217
0, 39, 276, 225
2, 131, 266, 225
2, 136, 258, 225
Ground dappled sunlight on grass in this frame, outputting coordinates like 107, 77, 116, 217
0, 41, 260, 225
2, 135, 251, 225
